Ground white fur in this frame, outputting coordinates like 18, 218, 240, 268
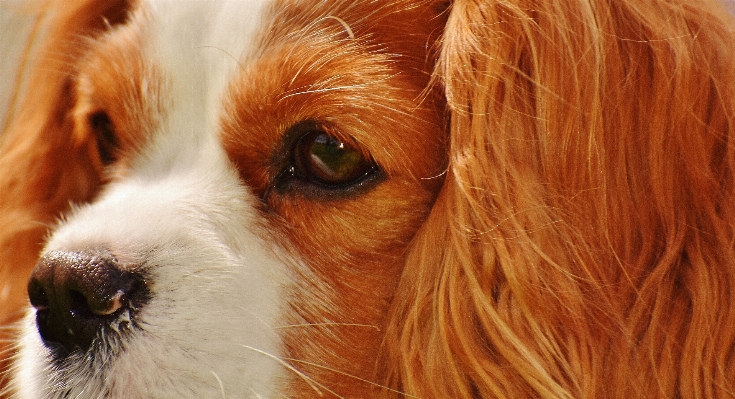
15, 1, 294, 398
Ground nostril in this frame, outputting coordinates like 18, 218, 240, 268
68, 287, 127, 318
69, 289, 94, 319
27, 249, 149, 355
28, 279, 50, 311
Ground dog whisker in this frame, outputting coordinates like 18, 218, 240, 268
419, 168, 448, 180
283, 357, 422, 399
247, 386, 268, 399
240, 345, 338, 398
278, 81, 379, 102
211, 370, 226, 399
198, 45, 245, 72
275, 322, 380, 331
320, 16, 355, 40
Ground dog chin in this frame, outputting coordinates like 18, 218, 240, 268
15, 278, 287, 398
15, 318, 265, 399
16, 281, 287, 399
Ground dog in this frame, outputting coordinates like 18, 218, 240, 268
1, 0, 735, 397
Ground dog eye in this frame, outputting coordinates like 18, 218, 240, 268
89, 111, 119, 165
287, 124, 376, 189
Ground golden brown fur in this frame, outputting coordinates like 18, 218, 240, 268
381, 0, 735, 397
2, 0, 735, 397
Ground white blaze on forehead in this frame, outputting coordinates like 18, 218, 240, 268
137, 0, 271, 164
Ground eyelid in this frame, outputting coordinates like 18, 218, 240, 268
268, 120, 382, 198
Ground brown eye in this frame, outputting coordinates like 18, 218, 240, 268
293, 129, 375, 188
89, 111, 118, 165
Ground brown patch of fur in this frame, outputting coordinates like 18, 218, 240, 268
380, 1, 735, 397
221, 2, 447, 396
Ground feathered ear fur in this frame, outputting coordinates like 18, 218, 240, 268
0, 0, 131, 385
380, 0, 735, 397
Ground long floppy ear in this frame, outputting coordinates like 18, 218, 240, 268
380, 0, 735, 397
0, 0, 131, 383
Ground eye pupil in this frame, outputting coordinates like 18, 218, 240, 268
295, 130, 374, 187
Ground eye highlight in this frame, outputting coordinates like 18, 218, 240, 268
294, 130, 374, 187
276, 121, 379, 193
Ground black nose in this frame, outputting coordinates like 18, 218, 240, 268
27, 249, 148, 355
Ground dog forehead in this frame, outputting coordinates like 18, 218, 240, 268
143, 0, 271, 81
142, 0, 271, 120
148, 1, 271, 59
97, 0, 276, 171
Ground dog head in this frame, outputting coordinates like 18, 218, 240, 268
1, 0, 735, 398
2, 1, 446, 397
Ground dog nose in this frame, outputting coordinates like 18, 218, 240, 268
27, 249, 148, 355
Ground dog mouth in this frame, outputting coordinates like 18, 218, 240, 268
27, 249, 150, 362
33, 296, 145, 362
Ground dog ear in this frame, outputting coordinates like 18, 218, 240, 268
380, 1, 735, 397
0, 0, 132, 377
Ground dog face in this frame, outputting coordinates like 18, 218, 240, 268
4, 0, 735, 398
9, 1, 446, 397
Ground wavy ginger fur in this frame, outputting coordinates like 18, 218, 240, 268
380, 0, 735, 398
